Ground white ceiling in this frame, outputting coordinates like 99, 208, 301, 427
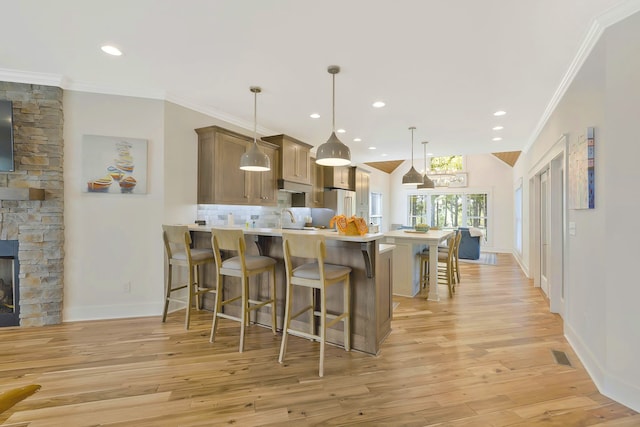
1, 0, 637, 164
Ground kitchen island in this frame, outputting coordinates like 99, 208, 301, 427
187, 226, 392, 355
384, 229, 454, 300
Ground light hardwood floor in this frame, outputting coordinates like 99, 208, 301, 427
1, 254, 638, 426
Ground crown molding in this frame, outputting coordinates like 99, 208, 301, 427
0, 67, 278, 137
165, 91, 278, 137
0, 67, 65, 87
523, 0, 640, 153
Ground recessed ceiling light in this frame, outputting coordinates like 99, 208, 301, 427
353, 138, 362, 142
337, 129, 346, 134
372, 101, 386, 108
493, 110, 506, 116
492, 137, 503, 141
310, 113, 320, 119
101, 45, 122, 56
368, 146, 376, 150
381, 153, 388, 157
492, 126, 504, 130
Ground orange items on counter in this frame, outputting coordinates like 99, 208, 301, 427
329, 215, 369, 236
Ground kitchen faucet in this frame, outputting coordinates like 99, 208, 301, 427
282, 208, 296, 223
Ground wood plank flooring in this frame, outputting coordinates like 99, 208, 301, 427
1, 254, 638, 426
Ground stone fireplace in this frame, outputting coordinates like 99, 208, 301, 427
0, 81, 64, 327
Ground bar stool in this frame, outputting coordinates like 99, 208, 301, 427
420, 230, 462, 289
279, 232, 351, 377
419, 233, 458, 297
162, 225, 216, 330
210, 228, 277, 352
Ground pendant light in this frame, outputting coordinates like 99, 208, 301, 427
316, 65, 351, 166
240, 86, 271, 171
402, 126, 423, 185
418, 140, 435, 189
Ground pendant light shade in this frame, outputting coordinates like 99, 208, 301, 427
418, 140, 435, 189
316, 65, 351, 166
402, 127, 423, 185
240, 86, 271, 171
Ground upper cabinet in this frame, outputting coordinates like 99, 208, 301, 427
196, 126, 278, 206
310, 158, 324, 208
324, 166, 355, 191
355, 167, 371, 222
261, 134, 312, 185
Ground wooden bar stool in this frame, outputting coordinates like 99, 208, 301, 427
419, 232, 460, 297
210, 228, 277, 352
279, 232, 351, 377
162, 225, 216, 330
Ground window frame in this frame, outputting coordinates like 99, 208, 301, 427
407, 187, 492, 245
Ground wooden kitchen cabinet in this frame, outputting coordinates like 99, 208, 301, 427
324, 165, 354, 190
261, 134, 312, 185
247, 144, 278, 205
355, 167, 370, 221
196, 126, 278, 206
310, 158, 324, 207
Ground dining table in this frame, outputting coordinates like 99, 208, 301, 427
383, 229, 454, 301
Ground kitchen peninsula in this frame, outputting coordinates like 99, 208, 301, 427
187, 226, 393, 355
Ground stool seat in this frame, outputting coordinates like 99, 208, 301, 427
172, 248, 216, 262
210, 228, 277, 353
222, 255, 276, 271
162, 225, 216, 330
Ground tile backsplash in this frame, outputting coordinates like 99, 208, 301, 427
196, 192, 314, 229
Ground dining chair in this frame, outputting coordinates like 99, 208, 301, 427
279, 232, 351, 377
162, 225, 216, 329
210, 228, 277, 352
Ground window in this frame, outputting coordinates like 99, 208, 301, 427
370, 192, 383, 226
429, 155, 463, 173
408, 191, 489, 237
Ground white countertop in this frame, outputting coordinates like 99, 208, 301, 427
188, 224, 384, 243
383, 229, 454, 244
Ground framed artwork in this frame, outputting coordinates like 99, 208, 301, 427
568, 127, 595, 209
82, 135, 148, 194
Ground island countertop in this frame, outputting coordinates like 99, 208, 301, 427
188, 224, 384, 243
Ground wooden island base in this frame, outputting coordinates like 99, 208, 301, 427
189, 227, 393, 355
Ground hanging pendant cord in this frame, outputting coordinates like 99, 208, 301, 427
332, 73, 336, 132
411, 128, 415, 166
253, 90, 258, 145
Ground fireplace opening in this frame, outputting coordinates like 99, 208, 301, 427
0, 240, 19, 327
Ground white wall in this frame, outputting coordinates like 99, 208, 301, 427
514, 11, 640, 412
389, 153, 514, 252
63, 92, 166, 320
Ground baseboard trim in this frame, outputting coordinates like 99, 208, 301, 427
63, 302, 162, 322
565, 323, 640, 412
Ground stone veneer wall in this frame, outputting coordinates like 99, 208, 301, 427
0, 81, 64, 326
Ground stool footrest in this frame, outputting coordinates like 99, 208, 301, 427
291, 305, 314, 320
216, 312, 242, 322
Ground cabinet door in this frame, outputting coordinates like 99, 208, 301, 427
248, 144, 278, 206
214, 132, 250, 204
311, 160, 324, 207
281, 139, 311, 184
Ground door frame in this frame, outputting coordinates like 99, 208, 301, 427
528, 134, 568, 317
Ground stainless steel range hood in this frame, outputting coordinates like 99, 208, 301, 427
277, 179, 311, 193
